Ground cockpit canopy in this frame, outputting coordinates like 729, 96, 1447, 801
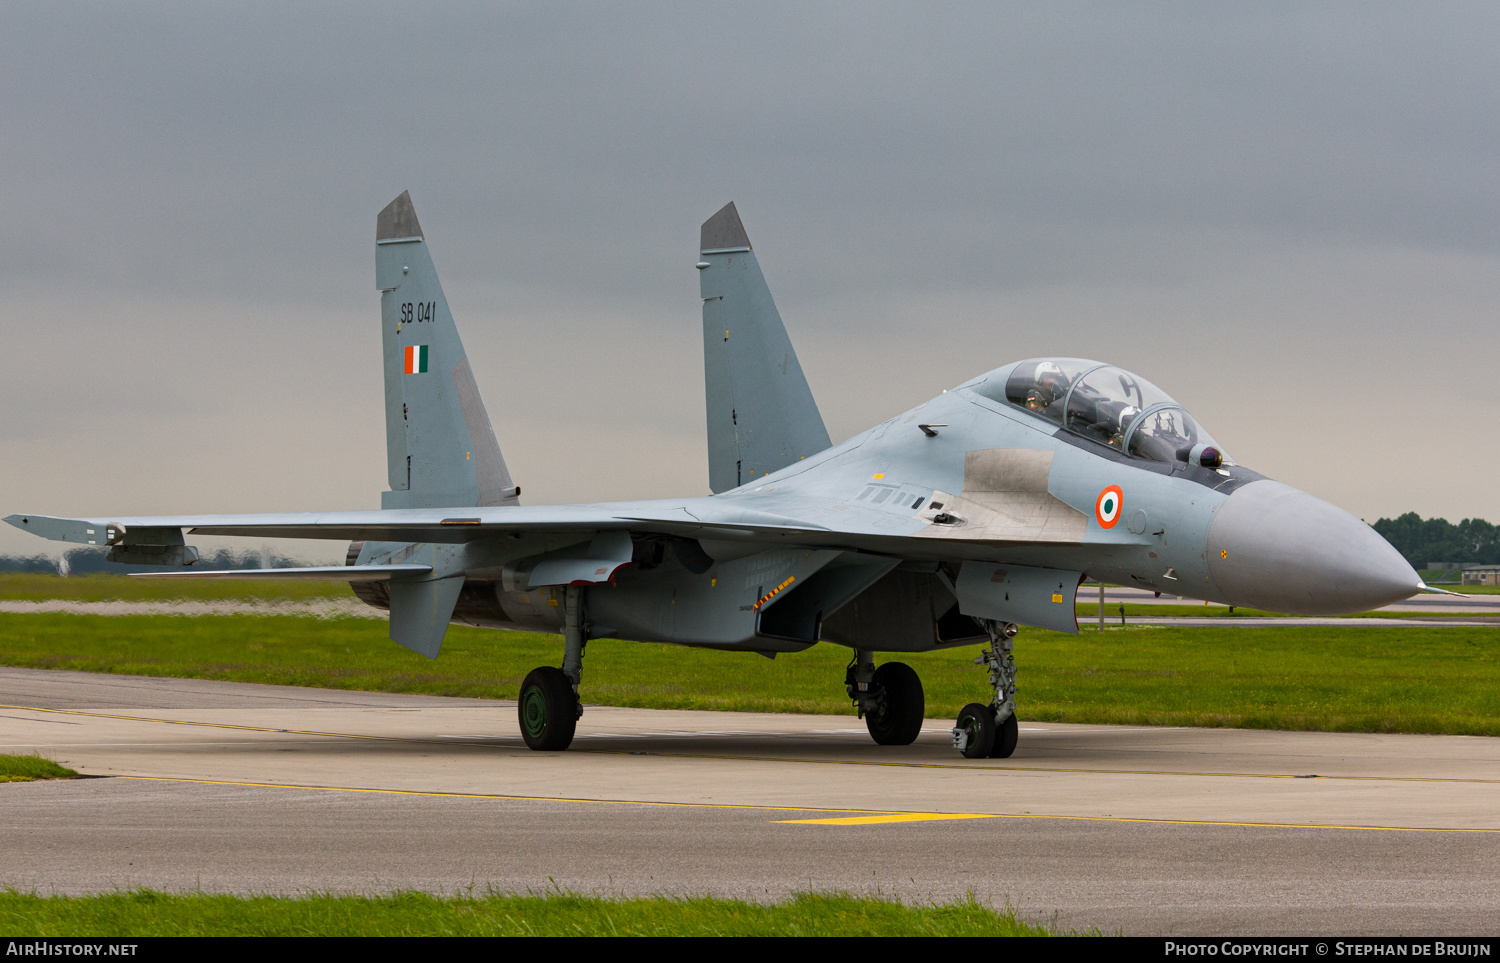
975, 358, 1231, 466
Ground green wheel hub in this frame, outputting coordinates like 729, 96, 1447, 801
521, 685, 549, 739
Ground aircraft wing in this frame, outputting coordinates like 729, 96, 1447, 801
5, 487, 1099, 562
2, 501, 831, 548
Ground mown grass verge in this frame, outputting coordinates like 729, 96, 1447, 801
0, 754, 77, 783
0, 890, 1066, 936
2, 612, 1498, 734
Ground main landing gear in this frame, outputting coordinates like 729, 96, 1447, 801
518, 586, 586, 751
846, 649, 925, 745
951, 620, 1020, 759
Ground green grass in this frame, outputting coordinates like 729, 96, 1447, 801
2, 612, 1499, 734
0, 890, 1067, 936
0, 753, 77, 783
0, 573, 347, 603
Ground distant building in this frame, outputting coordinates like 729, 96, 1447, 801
1461, 565, 1500, 586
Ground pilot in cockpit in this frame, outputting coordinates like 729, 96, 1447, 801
1024, 361, 1068, 414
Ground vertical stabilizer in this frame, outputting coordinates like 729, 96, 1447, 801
699, 203, 830, 492
376, 192, 519, 509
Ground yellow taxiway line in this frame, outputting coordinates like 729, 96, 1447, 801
103, 774, 1500, 834
780, 813, 1005, 825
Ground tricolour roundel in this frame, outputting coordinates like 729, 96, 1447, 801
1095, 485, 1124, 529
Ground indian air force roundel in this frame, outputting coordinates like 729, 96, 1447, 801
1095, 485, 1124, 529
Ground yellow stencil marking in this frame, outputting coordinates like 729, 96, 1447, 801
873, 473, 885, 479
753, 576, 796, 610
779, 813, 1000, 826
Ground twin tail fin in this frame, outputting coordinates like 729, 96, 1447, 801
698, 202, 830, 492
376, 192, 518, 510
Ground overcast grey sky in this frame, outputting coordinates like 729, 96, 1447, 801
3, 2, 1497, 560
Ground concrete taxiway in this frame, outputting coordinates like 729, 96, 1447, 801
2, 666, 1498, 935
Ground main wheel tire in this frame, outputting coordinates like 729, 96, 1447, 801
988, 711, 1018, 758
955, 702, 996, 758
865, 661, 925, 746
518, 666, 578, 751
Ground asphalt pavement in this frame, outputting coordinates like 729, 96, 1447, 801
2, 667, 1497, 936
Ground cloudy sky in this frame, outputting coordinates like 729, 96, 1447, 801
3, 3, 1497, 561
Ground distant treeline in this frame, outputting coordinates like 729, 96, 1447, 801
1372, 514, 1500, 568
0, 547, 304, 576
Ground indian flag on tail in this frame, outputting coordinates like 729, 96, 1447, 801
403, 345, 429, 374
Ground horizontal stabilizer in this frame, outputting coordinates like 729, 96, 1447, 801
130, 564, 433, 581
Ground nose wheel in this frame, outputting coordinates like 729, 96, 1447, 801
951, 620, 1020, 758
954, 703, 1018, 759
954, 702, 995, 758
992, 711, 1018, 757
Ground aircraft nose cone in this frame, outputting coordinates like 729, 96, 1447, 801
1207, 480, 1419, 616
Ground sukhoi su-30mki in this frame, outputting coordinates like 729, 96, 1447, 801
7, 194, 1427, 758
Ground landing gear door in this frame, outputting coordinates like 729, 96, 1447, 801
954, 562, 1082, 635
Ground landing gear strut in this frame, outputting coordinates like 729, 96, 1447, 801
846, 650, 925, 746
518, 586, 586, 751
951, 620, 1019, 759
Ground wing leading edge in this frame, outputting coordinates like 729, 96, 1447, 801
2, 500, 831, 550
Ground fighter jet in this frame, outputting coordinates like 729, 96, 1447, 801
6, 194, 1426, 758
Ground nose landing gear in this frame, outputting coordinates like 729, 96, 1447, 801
951, 620, 1020, 759
846, 650, 925, 746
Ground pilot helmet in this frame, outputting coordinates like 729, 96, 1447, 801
1032, 361, 1066, 401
